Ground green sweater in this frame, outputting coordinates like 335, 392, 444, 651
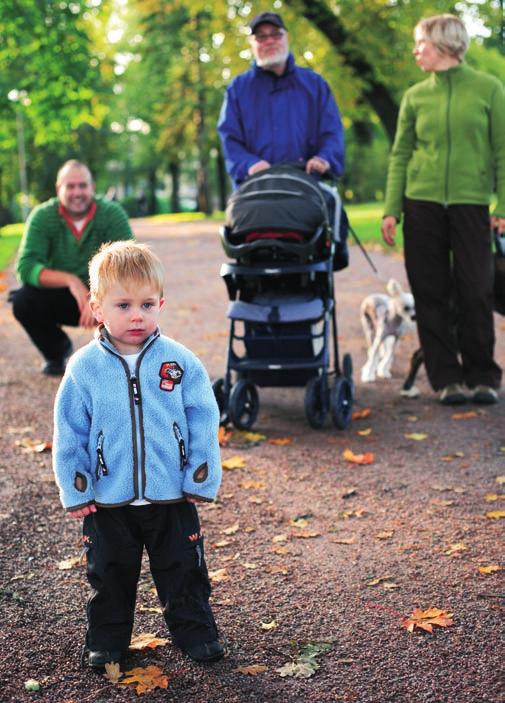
383, 63, 505, 221
16, 197, 134, 287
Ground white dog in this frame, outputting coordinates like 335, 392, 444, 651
360, 279, 416, 384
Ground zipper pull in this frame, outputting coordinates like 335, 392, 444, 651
96, 432, 108, 478
131, 376, 141, 405
173, 422, 188, 470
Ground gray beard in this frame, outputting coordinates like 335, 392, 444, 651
256, 49, 289, 70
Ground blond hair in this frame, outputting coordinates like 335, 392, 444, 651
415, 14, 469, 61
89, 241, 164, 302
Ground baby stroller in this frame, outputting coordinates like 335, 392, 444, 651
213, 163, 354, 431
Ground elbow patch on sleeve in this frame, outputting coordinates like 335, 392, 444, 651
193, 463, 208, 483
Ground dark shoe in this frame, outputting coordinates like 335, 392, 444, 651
87, 649, 123, 669
41, 340, 73, 376
472, 385, 498, 404
439, 383, 466, 405
183, 640, 224, 663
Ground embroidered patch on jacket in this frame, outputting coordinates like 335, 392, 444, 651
74, 472, 87, 492
159, 361, 184, 391
193, 462, 208, 483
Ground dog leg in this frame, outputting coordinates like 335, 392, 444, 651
361, 335, 383, 383
377, 336, 396, 379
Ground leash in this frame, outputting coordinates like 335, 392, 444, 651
347, 222, 379, 274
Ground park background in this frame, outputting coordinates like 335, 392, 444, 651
0, 0, 504, 266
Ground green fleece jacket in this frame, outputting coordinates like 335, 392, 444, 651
16, 197, 134, 287
383, 62, 505, 221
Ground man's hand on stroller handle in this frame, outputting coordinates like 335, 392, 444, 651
248, 160, 271, 176
306, 156, 330, 175
382, 215, 397, 247
491, 215, 505, 235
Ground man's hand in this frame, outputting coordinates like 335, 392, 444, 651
381, 216, 397, 247
306, 156, 330, 175
491, 215, 505, 235
66, 274, 95, 328
69, 503, 97, 519
248, 160, 271, 176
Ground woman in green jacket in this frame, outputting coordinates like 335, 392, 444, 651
382, 14, 505, 405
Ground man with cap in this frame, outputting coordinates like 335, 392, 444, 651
217, 11, 344, 189
11, 159, 134, 376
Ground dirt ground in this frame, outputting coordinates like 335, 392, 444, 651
0, 219, 504, 703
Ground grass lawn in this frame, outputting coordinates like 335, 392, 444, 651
0, 224, 23, 272
0, 202, 401, 273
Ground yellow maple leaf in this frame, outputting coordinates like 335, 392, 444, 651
222, 455, 246, 470
129, 633, 169, 651
235, 431, 266, 443
478, 565, 502, 574
57, 556, 83, 570
234, 664, 268, 675
357, 428, 372, 436
404, 433, 428, 441
342, 448, 374, 465
209, 568, 229, 582
444, 543, 468, 556
484, 493, 505, 502
120, 665, 169, 694
486, 510, 505, 519
401, 607, 454, 633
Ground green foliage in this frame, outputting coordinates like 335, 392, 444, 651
0, 224, 23, 271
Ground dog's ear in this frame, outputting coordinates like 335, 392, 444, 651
386, 278, 402, 297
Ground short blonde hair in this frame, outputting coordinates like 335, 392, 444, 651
89, 241, 164, 302
56, 160, 93, 188
415, 14, 469, 61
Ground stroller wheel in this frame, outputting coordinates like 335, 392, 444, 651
342, 353, 353, 381
304, 376, 327, 429
331, 376, 353, 430
229, 380, 259, 430
212, 378, 229, 426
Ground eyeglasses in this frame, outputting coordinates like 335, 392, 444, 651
254, 31, 285, 43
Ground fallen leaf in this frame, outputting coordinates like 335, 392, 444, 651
292, 530, 321, 539
129, 633, 169, 651
57, 556, 83, 570
289, 517, 309, 528
478, 565, 502, 574
268, 437, 293, 445
24, 680, 41, 692
342, 449, 374, 465
119, 665, 169, 694
496, 475, 505, 484
260, 620, 278, 630
248, 495, 263, 504
486, 510, 505, 519
451, 411, 478, 420
272, 534, 288, 543
431, 499, 455, 507
484, 493, 505, 502
214, 540, 232, 549
234, 430, 266, 443
404, 433, 428, 441
383, 581, 401, 590
104, 662, 122, 683
444, 543, 468, 556
138, 606, 163, 613
277, 661, 317, 678
243, 562, 257, 569
241, 480, 266, 490
365, 575, 393, 587
329, 536, 356, 545
401, 607, 454, 633
352, 408, 371, 420
440, 452, 465, 462
342, 487, 357, 499
265, 565, 289, 575
222, 455, 246, 470
218, 427, 232, 446
209, 568, 229, 582
357, 428, 372, 436
222, 522, 240, 535
15, 438, 52, 453
234, 664, 268, 675
375, 530, 394, 540
272, 546, 289, 555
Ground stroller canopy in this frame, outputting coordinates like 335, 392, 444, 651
226, 163, 329, 236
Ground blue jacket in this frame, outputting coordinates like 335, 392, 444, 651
218, 54, 344, 188
53, 329, 222, 511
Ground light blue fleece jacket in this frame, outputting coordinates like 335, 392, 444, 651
53, 329, 222, 511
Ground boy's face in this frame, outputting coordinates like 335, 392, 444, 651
90, 282, 164, 354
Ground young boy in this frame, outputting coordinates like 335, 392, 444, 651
53, 241, 223, 669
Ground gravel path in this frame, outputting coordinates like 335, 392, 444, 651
0, 219, 503, 703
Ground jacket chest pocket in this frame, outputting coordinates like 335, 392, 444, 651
95, 431, 109, 480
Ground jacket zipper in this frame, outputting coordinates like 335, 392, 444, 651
95, 431, 108, 480
444, 74, 452, 206
173, 422, 188, 470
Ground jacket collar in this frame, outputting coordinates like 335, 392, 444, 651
431, 61, 468, 84
252, 52, 295, 78
95, 324, 160, 355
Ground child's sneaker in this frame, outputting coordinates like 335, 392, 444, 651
183, 640, 224, 663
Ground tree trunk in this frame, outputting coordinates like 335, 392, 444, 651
283, 0, 399, 141
169, 160, 181, 213
147, 166, 157, 215
216, 146, 228, 211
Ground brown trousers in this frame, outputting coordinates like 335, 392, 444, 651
403, 198, 501, 391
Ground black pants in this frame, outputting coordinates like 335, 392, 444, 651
10, 285, 79, 361
403, 199, 502, 391
83, 503, 217, 652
